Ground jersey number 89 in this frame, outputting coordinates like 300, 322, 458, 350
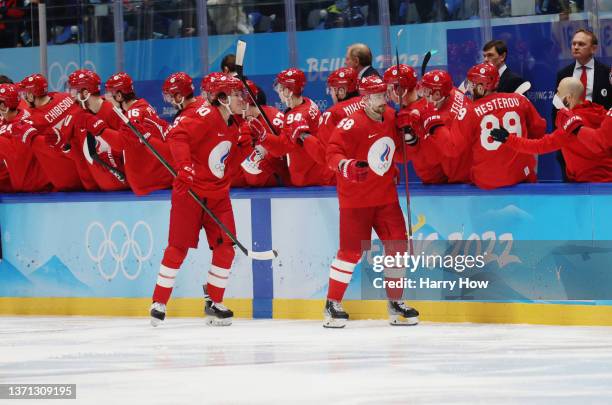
480, 111, 522, 151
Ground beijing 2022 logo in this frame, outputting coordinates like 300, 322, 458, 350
85, 221, 153, 281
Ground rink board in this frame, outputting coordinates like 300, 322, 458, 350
1, 184, 612, 325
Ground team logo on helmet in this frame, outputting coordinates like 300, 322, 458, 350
434, 75, 440, 82
367, 137, 395, 176
209, 141, 232, 179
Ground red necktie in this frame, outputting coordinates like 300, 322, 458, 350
580, 65, 588, 100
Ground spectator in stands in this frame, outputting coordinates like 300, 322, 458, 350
207, 0, 252, 35
556, 29, 611, 112
345, 43, 379, 80
483, 39, 526, 93
0, 0, 26, 48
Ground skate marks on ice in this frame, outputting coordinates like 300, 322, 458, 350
1, 317, 612, 404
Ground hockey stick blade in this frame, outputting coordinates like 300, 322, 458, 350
421, 51, 432, 77
112, 106, 279, 261
235, 40, 246, 76
514, 81, 531, 95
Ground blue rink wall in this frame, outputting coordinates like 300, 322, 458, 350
2, 184, 612, 325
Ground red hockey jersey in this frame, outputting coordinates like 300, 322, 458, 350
167, 104, 245, 199
578, 107, 612, 155
431, 92, 546, 189
102, 99, 174, 195
327, 108, 402, 208
0, 110, 51, 192
27, 92, 84, 190
262, 97, 335, 186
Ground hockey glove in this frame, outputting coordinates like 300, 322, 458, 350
556, 109, 584, 135
419, 103, 443, 135
338, 159, 369, 183
239, 119, 267, 144
174, 164, 195, 195
124, 119, 151, 146
83, 113, 107, 136
490, 128, 510, 143
396, 108, 421, 145
284, 118, 311, 146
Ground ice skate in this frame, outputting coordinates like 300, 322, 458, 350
150, 302, 166, 327
388, 301, 419, 326
204, 300, 234, 326
323, 299, 349, 328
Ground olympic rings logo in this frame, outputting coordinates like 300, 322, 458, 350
85, 221, 154, 281
48, 60, 97, 91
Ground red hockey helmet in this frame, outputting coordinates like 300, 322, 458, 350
207, 73, 244, 98
274, 68, 306, 95
358, 75, 387, 96
68, 69, 101, 94
200, 72, 225, 94
327, 67, 358, 93
420, 70, 453, 98
19, 73, 48, 97
0, 84, 20, 110
105, 72, 134, 95
383, 64, 418, 91
163, 72, 194, 99
467, 62, 499, 92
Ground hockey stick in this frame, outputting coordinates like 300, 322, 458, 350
113, 106, 278, 261
234, 40, 278, 135
396, 28, 415, 255
514, 81, 531, 95
85, 132, 126, 183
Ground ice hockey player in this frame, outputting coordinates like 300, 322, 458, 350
63, 69, 129, 191
324, 75, 420, 328
150, 72, 248, 327
18, 73, 84, 190
0, 83, 51, 192
254, 68, 335, 186
103, 72, 174, 195
490, 77, 611, 182
419, 62, 546, 189
235, 79, 289, 187
301, 67, 363, 166
415, 69, 471, 183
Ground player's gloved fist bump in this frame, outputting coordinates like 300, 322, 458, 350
490, 127, 510, 143
556, 109, 584, 135
83, 113, 108, 136
404, 128, 418, 146
248, 119, 267, 143
338, 159, 369, 183
174, 164, 195, 195
396, 108, 420, 132
285, 118, 310, 145
420, 104, 443, 135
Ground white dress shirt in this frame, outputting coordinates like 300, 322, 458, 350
572, 58, 595, 101
498, 64, 507, 77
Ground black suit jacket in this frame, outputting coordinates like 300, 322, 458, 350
552, 58, 611, 128
556, 59, 611, 109
498, 67, 525, 93
359, 65, 380, 80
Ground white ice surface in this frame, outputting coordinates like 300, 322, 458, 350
2, 317, 612, 404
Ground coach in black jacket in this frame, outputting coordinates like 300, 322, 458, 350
483, 39, 525, 93
556, 29, 611, 110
